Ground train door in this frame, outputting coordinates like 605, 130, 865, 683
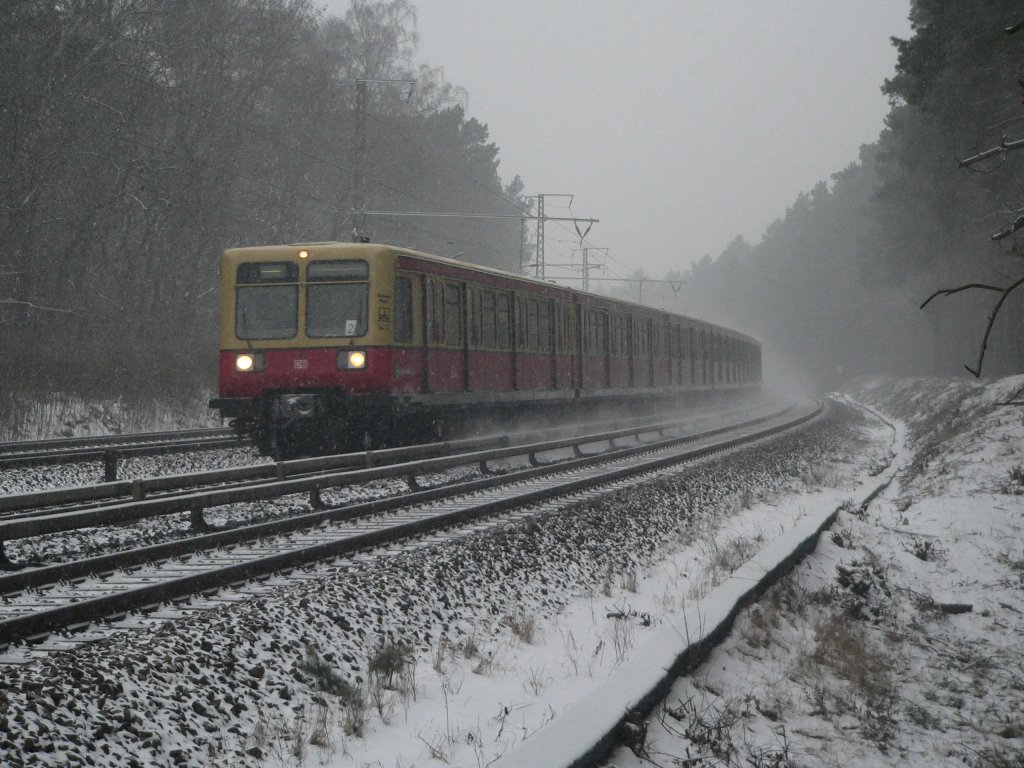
424, 276, 464, 393
539, 297, 555, 390
624, 315, 634, 388
473, 287, 513, 393
669, 324, 678, 386
554, 300, 572, 389
601, 311, 610, 387
582, 307, 609, 389
573, 302, 583, 391
700, 329, 708, 386
447, 281, 466, 391
390, 271, 421, 394
688, 327, 695, 386
633, 316, 652, 388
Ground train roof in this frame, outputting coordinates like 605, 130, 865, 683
222, 241, 760, 346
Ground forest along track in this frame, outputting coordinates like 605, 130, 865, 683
0, 427, 251, 475
0, 400, 823, 655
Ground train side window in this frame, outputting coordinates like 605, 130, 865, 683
633, 318, 648, 357
555, 302, 564, 353
496, 293, 511, 349
611, 315, 625, 356
481, 290, 496, 348
526, 298, 539, 351
444, 282, 462, 347
469, 289, 480, 347
538, 300, 552, 352
565, 304, 574, 353
394, 276, 413, 342
425, 279, 440, 344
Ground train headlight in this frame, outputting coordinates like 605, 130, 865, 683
337, 350, 367, 370
235, 352, 265, 372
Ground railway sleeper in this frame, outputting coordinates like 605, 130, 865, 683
309, 488, 327, 510
190, 507, 212, 533
0, 541, 17, 571
131, 480, 145, 501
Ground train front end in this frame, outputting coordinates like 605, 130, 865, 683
210, 243, 401, 457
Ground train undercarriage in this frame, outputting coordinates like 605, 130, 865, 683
211, 387, 758, 461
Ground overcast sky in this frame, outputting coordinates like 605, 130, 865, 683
323, 1, 912, 282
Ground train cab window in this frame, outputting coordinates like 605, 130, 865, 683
496, 293, 511, 349
444, 282, 462, 346
394, 276, 413, 342
235, 261, 298, 340
305, 260, 368, 338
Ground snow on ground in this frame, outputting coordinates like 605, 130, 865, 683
3, 381, 1018, 767
0, 392, 220, 443
0, 402, 882, 767
607, 375, 1024, 768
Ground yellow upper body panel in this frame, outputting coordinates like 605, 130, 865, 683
219, 243, 398, 349
217, 241, 762, 352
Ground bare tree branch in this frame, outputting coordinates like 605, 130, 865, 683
920, 276, 1024, 377
992, 213, 1024, 240
919, 282, 1003, 309
957, 136, 1024, 168
963, 276, 1023, 377
0, 299, 84, 316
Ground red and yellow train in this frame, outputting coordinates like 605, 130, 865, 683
210, 242, 761, 457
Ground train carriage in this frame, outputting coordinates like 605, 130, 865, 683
211, 242, 761, 457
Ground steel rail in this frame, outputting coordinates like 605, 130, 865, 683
0, 402, 823, 646
0, 428, 252, 475
0, 427, 236, 454
0, 404, 764, 515
0, 403, 782, 545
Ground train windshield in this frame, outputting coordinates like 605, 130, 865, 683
305, 260, 368, 338
235, 262, 298, 340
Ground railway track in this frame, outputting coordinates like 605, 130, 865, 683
0, 400, 822, 656
0, 426, 252, 477
0, 401, 772, 533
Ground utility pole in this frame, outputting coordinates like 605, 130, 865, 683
349, 79, 368, 241
360, 209, 598, 276
339, 78, 416, 241
535, 194, 545, 278
576, 246, 607, 290
533, 193, 574, 279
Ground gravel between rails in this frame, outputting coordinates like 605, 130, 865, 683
0, 403, 870, 767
